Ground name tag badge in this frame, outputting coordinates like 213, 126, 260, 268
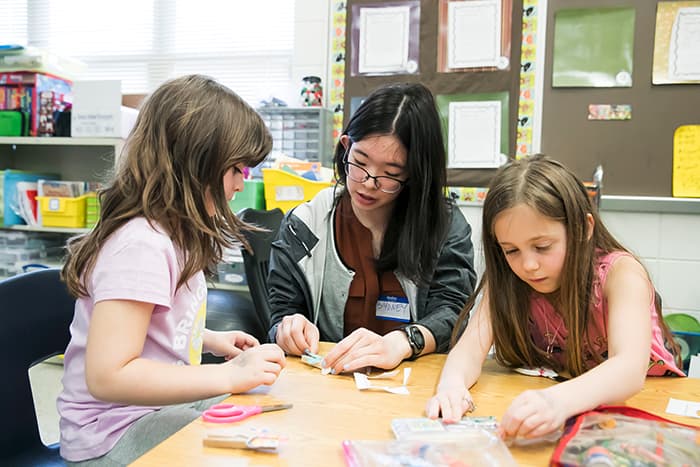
376, 295, 410, 322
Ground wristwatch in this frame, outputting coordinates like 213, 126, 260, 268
402, 325, 425, 360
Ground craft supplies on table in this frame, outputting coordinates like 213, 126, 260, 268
202, 403, 292, 424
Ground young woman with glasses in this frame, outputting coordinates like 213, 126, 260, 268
266, 82, 477, 373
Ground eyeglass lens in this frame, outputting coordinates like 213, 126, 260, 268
345, 162, 402, 193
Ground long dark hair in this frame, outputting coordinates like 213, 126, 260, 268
333, 82, 451, 286
452, 154, 680, 375
63, 75, 272, 297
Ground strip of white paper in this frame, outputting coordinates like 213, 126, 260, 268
665, 398, 700, 419
447, 0, 502, 69
669, 7, 700, 81
359, 6, 410, 74
354, 368, 411, 395
448, 100, 504, 168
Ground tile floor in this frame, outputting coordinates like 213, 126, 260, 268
30, 359, 63, 445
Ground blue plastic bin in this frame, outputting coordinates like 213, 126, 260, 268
2, 170, 59, 226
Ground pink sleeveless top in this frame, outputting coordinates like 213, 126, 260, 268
529, 251, 684, 377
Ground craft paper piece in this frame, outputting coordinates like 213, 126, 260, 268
689, 354, 700, 378
358, 6, 411, 74
587, 104, 632, 121
366, 369, 400, 379
354, 367, 411, 395
447, 101, 504, 169
301, 350, 332, 375
391, 417, 499, 439
673, 125, 700, 197
653, 2, 700, 84
552, 7, 635, 87
446, 0, 504, 69
665, 398, 700, 418
203, 428, 284, 452
514, 366, 567, 382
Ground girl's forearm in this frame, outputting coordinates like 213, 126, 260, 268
87, 358, 229, 406
547, 356, 645, 417
438, 346, 484, 391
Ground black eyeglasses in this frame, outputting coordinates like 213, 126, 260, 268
343, 154, 407, 194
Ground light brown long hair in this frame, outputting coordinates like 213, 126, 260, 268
63, 75, 272, 297
452, 154, 679, 376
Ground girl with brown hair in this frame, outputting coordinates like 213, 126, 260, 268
58, 75, 286, 465
426, 154, 682, 441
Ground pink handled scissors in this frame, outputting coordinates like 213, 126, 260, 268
202, 403, 293, 423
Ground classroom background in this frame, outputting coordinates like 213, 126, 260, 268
1, 0, 700, 451
1, 0, 698, 326
1, 1, 698, 322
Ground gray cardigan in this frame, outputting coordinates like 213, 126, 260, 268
267, 188, 477, 352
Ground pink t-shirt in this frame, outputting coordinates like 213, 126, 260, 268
57, 217, 208, 462
529, 251, 684, 377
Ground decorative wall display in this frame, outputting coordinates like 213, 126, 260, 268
330, 1, 347, 142
436, 0, 511, 72
552, 7, 635, 87
350, 1, 421, 76
343, 0, 525, 188
436, 92, 509, 169
515, 0, 543, 159
587, 104, 632, 121
653, 1, 700, 85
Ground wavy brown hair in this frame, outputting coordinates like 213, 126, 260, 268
452, 154, 680, 375
63, 75, 272, 297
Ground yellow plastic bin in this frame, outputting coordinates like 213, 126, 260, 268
262, 168, 332, 213
37, 194, 88, 228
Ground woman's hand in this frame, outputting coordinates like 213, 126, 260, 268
498, 388, 566, 440
321, 328, 411, 374
224, 343, 287, 393
203, 329, 259, 360
425, 379, 475, 423
275, 313, 320, 356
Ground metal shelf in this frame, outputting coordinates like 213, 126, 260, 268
0, 136, 122, 147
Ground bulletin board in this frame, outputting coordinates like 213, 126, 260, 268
540, 0, 700, 196
343, 0, 524, 187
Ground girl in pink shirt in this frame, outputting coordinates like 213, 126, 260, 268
58, 75, 286, 465
427, 154, 682, 442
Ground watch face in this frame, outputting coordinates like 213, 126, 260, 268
409, 325, 425, 351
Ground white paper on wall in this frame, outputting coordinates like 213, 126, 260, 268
448, 101, 504, 168
447, 0, 504, 69
358, 6, 411, 74
669, 7, 700, 81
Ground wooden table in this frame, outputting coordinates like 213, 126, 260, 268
131, 343, 700, 466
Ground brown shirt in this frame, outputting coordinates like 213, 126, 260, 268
334, 195, 407, 337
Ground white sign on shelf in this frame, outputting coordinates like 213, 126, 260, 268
72, 80, 137, 138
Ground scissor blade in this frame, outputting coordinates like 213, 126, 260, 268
260, 403, 293, 413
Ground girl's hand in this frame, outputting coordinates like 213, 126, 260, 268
499, 388, 566, 440
204, 330, 259, 359
425, 381, 475, 423
275, 313, 320, 356
321, 328, 410, 374
224, 343, 286, 393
